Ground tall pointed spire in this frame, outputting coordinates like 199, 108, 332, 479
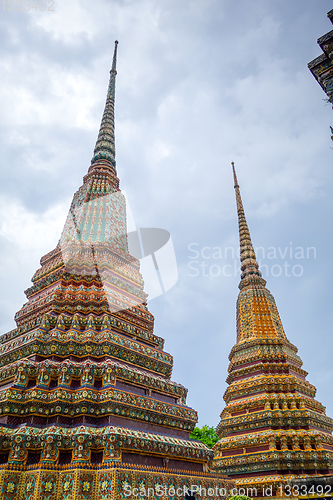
231, 162, 286, 343
0, 43, 229, 500
90, 40, 119, 173
232, 162, 266, 290
212, 164, 333, 491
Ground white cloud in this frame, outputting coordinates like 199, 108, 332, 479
0, 196, 67, 249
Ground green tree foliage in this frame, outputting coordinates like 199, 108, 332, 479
229, 496, 252, 500
189, 425, 219, 448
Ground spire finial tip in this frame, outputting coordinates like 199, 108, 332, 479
232, 162, 238, 188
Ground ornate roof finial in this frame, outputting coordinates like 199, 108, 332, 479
90, 41, 119, 173
232, 162, 266, 289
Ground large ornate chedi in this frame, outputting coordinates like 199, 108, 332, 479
0, 42, 229, 499
308, 9, 333, 107
212, 164, 333, 495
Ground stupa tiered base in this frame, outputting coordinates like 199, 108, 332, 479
0, 460, 230, 500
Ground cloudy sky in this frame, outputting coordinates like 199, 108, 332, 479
0, 0, 332, 427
